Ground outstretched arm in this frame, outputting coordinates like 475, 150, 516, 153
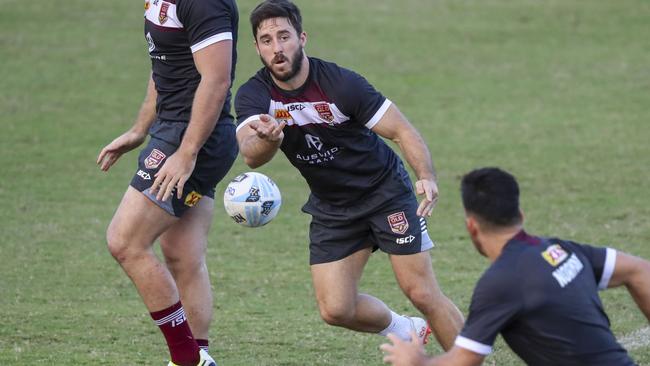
607, 252, 650, 321
371, 104, 438, 217
237, 114, 286, 169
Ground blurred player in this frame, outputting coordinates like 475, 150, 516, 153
96, 0, 239, 365
235, 0, 464, 351
381, 167, 650, 366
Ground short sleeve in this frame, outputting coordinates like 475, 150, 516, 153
177, 0, 235, 53
570, 242, 616, 290
333, 68, 390, 129
234, 80, 271, 132
456, 268, 523, 355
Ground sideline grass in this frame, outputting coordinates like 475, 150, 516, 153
1, 0, 649, 364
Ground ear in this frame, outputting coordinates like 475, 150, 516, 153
465, 215, 479, 237
299, 31, 307, 47
253, 41, 261, 56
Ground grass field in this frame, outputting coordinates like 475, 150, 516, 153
2, 0, 649, 364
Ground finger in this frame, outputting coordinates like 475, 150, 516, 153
97, 148, 108, 165
379, 343, 394, 352
386, 333, 402, 344
151, 172, 165, 195
175, 176, 188, 199
416, 199, 432, 217
273, 121, 287, 135
382, 354, 394, 364
409, 331, 420, 344
421, 181, 433, 202
416, 181, 425, 195
259, 114, 271, 123
157, 174, 176, 201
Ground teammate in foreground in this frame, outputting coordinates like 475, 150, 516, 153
381, 167, 650, 366
96, 1, 239, 365
235, 0, 463, 351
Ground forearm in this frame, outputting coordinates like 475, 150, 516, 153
130, 76, 158, 137
626, 261, 650, 321
397, 128, 436, 181
179, 77, 230, 156
239, 133, 281, 168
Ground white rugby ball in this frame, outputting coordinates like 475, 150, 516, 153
223, 172, 281, 227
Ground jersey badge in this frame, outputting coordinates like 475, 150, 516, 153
388, 211, 409, 235
314, 103, 334, 122
144, 148, 166, 169
274, 109, 292, 122
185, 191, 203, 207
542, 244, 569, 267
158, 2, 170, 24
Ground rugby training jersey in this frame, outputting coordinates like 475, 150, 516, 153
144, 0, 238, 124
456, 231, 636, 366
235, 57, 411, 209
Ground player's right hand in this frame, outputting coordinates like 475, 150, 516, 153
97, 130, 147, 171
250, 114, 286, 142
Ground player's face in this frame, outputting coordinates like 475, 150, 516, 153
255, 17, 306, 82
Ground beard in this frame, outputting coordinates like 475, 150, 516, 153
262, 46, 304, 82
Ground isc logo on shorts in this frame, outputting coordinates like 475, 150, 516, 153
396, 235, 415, 245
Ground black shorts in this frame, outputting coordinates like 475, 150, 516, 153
308, 193, 434, 265
130, 121, 238, 217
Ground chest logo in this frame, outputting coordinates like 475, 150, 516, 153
305, 134, 323, 151
314, 103, 334, 122
274, 109, 291, 121
388, 212, 409, 235
146, 32, 155, 52
542, 244, 569, 267
159, 2, 170, 24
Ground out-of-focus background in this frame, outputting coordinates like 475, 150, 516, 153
1, 0, 649, 364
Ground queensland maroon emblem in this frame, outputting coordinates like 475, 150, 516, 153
387, 212, 409, 235
159, 2, 170, 24
144, 148, 166, 169
314, 103, 334, 122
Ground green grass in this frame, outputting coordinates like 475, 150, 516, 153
1, 0, 649, 364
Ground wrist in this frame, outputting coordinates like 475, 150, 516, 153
177, 143, 200, 158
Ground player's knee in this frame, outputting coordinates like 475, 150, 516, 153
406, 286, 443, 312
318, 303, 355, 327
105, 226, 137, 264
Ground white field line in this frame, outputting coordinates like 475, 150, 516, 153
619, 326, 650, 351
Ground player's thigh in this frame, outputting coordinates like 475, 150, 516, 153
389, 251, 442, 297
160, 196, 215, 265
107, 186, 178, 253
310, 246, 373, 309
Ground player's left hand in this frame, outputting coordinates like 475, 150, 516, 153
150, 149, 197, 202
415, 178, 439, 217
380, 332, 429, 366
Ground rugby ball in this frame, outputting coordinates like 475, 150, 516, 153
223, 172, 281, 227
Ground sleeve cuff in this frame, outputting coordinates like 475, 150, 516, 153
598, 248, 617, 290
364, 99, 392, 129
191, 31, 232, 53
236, 114, 260, 133
454, 335, 492, 356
